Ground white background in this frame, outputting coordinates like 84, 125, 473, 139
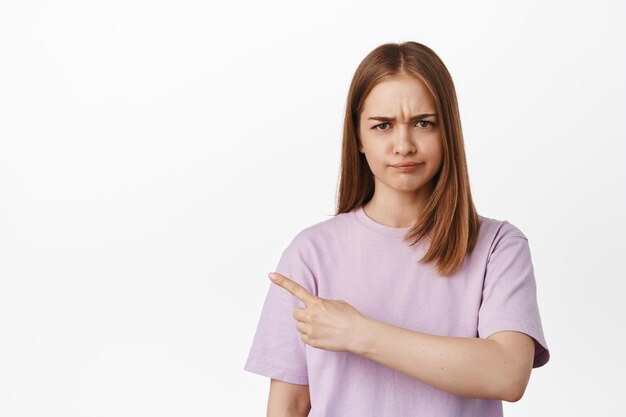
1, 0, 624, 416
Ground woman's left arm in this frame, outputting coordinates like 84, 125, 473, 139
352, 317, 535, 402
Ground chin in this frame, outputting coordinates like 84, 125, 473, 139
385, 181, 426, 193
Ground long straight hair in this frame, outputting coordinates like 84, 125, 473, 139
336, 41, 480, 277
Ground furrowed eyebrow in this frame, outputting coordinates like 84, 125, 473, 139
367, 113, 438, 122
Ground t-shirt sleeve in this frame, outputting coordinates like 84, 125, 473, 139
243, 236, 317, 385
477, 226, 550, 368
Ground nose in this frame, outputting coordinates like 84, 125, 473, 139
392, 124, 416, 155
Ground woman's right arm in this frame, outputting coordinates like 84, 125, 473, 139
267, 378, 311, 417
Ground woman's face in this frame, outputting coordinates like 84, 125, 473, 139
358, 74, 443, 197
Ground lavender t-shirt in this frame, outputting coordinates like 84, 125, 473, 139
244, 205, 550, 417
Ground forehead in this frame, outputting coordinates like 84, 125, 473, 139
361, 75, 435, 114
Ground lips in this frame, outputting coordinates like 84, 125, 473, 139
391, 162, 421, 167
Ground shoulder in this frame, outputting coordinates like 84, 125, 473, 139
477, 214, 531, 263
478, 214, 528, 242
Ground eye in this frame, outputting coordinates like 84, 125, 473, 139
372, 122, 390, 131
416, 120, 435, 128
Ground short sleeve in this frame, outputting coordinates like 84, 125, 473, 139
478, 232, 550, 368
243, 237, 317, 385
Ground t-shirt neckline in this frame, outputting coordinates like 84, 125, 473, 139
353, 205, 412, 238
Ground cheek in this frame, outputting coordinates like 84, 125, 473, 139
424, 136, 443, 157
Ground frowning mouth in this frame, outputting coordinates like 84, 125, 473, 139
391, 161, 422, 167
392, 163, 423, 172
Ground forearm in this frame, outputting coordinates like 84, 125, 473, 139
352, 317, 516, 401
267, 411, 309, 417
267, 409, 309, 417
267, 403, 310, 417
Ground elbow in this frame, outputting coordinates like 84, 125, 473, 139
502, 372, 531, 402
504, 385, 525, 403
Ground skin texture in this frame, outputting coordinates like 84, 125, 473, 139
357, 73, 443, 227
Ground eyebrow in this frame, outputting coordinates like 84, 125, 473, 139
367, 113, 438, 122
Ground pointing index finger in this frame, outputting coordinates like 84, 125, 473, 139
269, 272, 316, 306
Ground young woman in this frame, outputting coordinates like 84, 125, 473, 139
244, 41, 550, 417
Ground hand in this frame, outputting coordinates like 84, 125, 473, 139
268, 272, 368, 354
